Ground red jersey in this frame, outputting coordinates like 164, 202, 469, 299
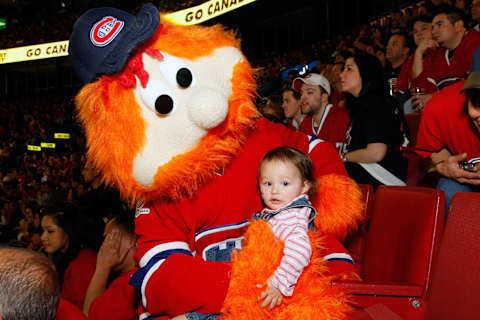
88, 269, 138, 320
61, 249, 97, 310
55, 298, 87, 320
287, 116, 305, 131
397, 54, 429, 93
412, 30, 480, 93
298, 104, 350, 152
416, 81, 480, 162
130, 118, 350, 318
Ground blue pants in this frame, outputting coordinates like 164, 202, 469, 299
437, 177, 479, 220
185, 312, 220, 320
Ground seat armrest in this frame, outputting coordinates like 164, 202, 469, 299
333, 280, 423, 297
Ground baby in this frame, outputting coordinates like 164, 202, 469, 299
254, 146, 317, 309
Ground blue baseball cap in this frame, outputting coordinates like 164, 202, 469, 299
69, 3, 160, 84
462, 47, 480, 92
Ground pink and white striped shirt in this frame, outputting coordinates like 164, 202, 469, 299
260, 195, 312, 296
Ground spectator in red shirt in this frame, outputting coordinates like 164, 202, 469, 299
83, 213, 138, 320
398, 14, 434, 113
293, 73, 350, 152
411, 8, 480, 110
416, 48, 480, 216
40, 207, 100, 311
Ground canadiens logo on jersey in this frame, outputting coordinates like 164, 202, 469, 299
90, 16, 124, 47
135, 199, 150, 218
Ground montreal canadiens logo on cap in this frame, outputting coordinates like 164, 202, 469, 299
90, 16, 124, 47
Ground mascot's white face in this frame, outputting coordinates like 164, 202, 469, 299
132, 47, 244, 187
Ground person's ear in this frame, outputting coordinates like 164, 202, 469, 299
302, 181, 311, 194
454, 20, 464, 32
322, 92, 329, 104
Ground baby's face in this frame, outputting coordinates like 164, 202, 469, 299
259, 160, 309, 210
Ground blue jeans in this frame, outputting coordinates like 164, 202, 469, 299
437, 177, 479, 220
183, 239, 241, 320
185, 312, 220, 320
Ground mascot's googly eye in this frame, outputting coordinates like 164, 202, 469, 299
155, 95, 174, 115
139, 80, 177, 117
176, 68, 193, 88
159, 53, 196, 89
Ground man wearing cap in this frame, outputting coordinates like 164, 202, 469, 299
293, 73, 350, 152
410, 8, 480, 110
416, 53, 480, 217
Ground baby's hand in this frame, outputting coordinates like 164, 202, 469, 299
257, 280, 283, 309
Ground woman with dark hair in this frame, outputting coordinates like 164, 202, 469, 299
40, 203, 102, 310
339, 53, 407, 189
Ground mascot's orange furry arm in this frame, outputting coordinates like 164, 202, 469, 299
69, 3, 364, 319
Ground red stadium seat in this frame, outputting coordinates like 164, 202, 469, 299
343, 184, 374, 271
424, 192, 480, 320
336, 186, 445, 320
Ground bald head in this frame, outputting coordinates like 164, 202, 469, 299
0, 247, 60, 320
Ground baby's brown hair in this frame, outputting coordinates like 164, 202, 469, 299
259, 146, 317, 198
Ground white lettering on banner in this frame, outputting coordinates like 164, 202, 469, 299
1, 41, 69, 64
164, 0, 256, 25
1, 0, 256, 64
26, 43, 68, 58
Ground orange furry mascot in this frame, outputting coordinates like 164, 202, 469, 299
69, 3, 363, 320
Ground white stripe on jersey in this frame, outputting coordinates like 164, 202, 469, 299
139, 241, 191, 268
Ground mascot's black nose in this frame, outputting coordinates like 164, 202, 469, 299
155, 95, 174, 115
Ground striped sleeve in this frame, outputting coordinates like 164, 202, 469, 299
269, 207, 312, 296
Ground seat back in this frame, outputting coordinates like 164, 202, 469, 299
425, 192, 480, 320
361, 186, 445, 296
343, 184, 374, 268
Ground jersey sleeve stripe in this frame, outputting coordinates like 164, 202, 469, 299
323, 252, 354, 264
139, 241, 191, 268
130, 247, 193, 308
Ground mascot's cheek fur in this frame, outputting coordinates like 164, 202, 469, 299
222, 220, 354, 320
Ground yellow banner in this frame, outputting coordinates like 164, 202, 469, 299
27, 145, 42, 151
41, 142, 56, 148
163, 0, 256, 25
54, 133, 70, 139
0, 40, 69, 64
1, 0, 256, 64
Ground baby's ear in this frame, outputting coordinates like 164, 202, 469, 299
302, 181, 311, 194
